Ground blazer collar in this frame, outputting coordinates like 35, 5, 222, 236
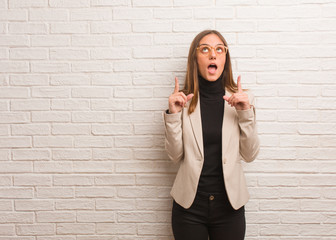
188, 89, 236, 158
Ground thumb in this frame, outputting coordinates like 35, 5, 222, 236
223, 96, 229, 101
187, 94, 194, 101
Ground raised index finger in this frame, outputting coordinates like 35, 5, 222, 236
174, 77, 179, 93
237, 75, 242, 93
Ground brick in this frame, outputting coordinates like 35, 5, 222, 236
56, 200, 95, 210
75, 187, 115, 198
17, 224, 54, 236
278, 5, 321, 18
51, 99, 89, 110
0, 125, 8, 136
0, 36, 29, 47
0, 113, 29, 124
194, 7, 234, 19
33, 137, 72, 148
50, 49, 89, 60
174, 0, 208, 6
115, 136, 153, 148
53, 149, 91, 160
116, 162, 177, 173
96, 199, 135, 210
49, 0, 90, 8
73, 161, 114, 173
133, 47, 172, 58
74, 136, 113, 148
11, 100, 50, 111
0, 62, 29, 73
37, 212, 75, 223
53, 175, 94, 186
114, 59, 154, 72
15, 200, 53, 211
258, 20, 298, 32
0, 137, 31, 148
56, 223, 95, 234
0, 187, 33, 199
14, 175, 52, 186
91, 0, 128, 6
72, 87, 111, 98
96, 223, 136, 235
31, 36, 70, 47
0, 212, 34, 223
117, 186, 170, 198
52, 124, 91, 135
95, 174, 135, 185
91, 100, 131, 111
31, 62, 71, 73
72, 112, 112, 123
71, 9, 112, 21
9, 23, 47, 34
260, 224, 300, 236
92, 148, 132, 160
72, 61, 112, 72
0, 224, 15, 235
237, 6, 277, 18
114, 8, 152, 20
92, 48, 131, 60
134, 124, 164, 135
91, 73, 132, 86
9, 0, 47, 8
12, 150, 50, 161
136, 199, 172, 211
173, 20, 213, 32
259, 200, 300, 211
301, 200, 336, 212
0, 9, 27, 20
0, 176, 11, 185
32, 112, 71, 122
137, 224, 171, 235
29, 9, 68, 21
34, 162, 73, 173
118, 212, 157, 223
216, 20, 256, 32
36, 187, 74, 199
136, 175, 174, 186
133, 21, 172, 33
50, 23, 88, 34
77, 211, 115, 222
12, 124, 50, 136
92, 124, 132, 135
154, 8, 192, 19
10, 74, 48, 86
91, 21, 131, 33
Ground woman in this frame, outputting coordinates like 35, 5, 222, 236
163, 30, 260, 240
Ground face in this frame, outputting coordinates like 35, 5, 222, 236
196, 34, 226, 82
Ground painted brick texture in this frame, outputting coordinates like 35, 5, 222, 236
0, 0, 335, 239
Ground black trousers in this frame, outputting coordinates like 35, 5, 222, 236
172, 191, 245, 240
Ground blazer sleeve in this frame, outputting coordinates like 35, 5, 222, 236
236, 92, 260, 163
163, 110, 184, 163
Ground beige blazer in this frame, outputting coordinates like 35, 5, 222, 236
163, 90, 260, 210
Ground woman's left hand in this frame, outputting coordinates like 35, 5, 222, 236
223, 75, 251, 111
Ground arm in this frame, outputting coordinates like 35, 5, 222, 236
164, 111, 184, 163
237, 93, 260, 162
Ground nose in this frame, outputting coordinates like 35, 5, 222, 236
209, 48, 216, 59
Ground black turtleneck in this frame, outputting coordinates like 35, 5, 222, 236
197, 75, 226, 194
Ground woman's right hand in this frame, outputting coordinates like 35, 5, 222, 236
168, 77, 194, 114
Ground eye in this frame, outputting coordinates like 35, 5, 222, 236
216, 46, 224, 53
201, 46, 210, 53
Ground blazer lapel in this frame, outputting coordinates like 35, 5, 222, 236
189, 96, 204, 158
222, 90, 236, 155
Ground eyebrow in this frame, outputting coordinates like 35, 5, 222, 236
199, 43, 225, 46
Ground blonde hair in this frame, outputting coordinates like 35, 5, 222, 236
182, 30, 238, 114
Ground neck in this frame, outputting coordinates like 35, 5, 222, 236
198, 74, 225, 99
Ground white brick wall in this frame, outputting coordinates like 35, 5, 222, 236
0, 0, 335, 239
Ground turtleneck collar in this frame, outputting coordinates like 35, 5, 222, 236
198, 74, 225, 100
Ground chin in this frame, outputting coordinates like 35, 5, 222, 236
206, 74, 220, 82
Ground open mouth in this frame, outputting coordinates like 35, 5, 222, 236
208, 64, 217, 74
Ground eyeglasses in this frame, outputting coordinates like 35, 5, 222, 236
196, 44, 228, 56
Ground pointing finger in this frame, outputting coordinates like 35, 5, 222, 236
237, 75, 243, 93
186, 93, 194, 101
174, 77, 179, 93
